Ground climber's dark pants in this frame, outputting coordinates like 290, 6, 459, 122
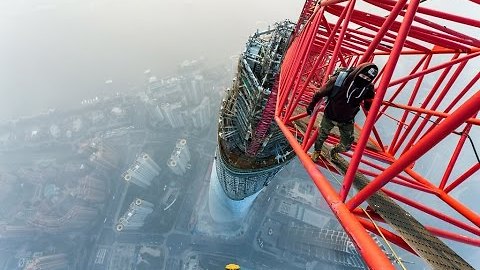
314, 116, 354, 153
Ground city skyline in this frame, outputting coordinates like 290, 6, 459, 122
0, 56, 392, 270
1, 1, 479, 269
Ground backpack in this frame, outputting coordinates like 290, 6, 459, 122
330, 67, 353, 99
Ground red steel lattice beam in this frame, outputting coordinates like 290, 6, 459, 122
276, 0, 480, 268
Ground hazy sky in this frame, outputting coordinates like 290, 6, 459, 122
0, 0, 478, 122
0, 0, 302, 121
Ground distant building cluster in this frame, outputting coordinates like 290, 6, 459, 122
74, 175, 107, 203
122, 153, 161, 188
191, 97, 212, 129
183, 254, 201, 270
274, 200, 330, 229
0, 58, 233, 270
28, 204, 98, 232
23, 253, 68, 270
255, 179, 368, 269
0, 225, 38, 240
159, 102, 187, 129
167, 139, 191, 176
0, 159, 108, 237
86, 139, 121, 170
279, 180, 331, 213
0, 95, 138, 150
116, 198, 154, 231
144, 60, 221, 131
107, 243, 137, 270
278, 227, 365, 269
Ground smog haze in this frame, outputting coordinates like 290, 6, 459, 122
0, 0, 302, 121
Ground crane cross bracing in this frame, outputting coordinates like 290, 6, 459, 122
276, 0, 480, 269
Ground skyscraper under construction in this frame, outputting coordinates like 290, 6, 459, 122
209, 21, 296, 222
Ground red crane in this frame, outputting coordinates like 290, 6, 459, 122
275, 0, 480, 269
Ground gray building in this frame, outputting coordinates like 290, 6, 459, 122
24, 254, 69, 270
182, 74, 206, 106
191, 97, 211, 129
167, 139, 191, 176
274, 200, 331, 229
0, 225, 38, 240
116, 198, 154, 231
160, 102, 186, 129
122, 153, 160, 188
278, 227, 366, 269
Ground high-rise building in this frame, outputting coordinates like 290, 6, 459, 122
153, 104, 165, 122
115, 198, 154, 231
0, 225, 38, 240
167, 139, 191, 176
182, 75, 205, 106
24, 253, 69, 270
278, 227, 366, 269
191, 97, 211, 129
147, 76, 183, 101
160, 102, 186, 129
209, 21, 296, 222
122, 153, 160, 188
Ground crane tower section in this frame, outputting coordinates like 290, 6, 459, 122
275, 0, 480, 269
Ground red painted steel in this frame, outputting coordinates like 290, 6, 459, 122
439, 122, 474, 189
275, 116, 395, 269
382, 189, 480, 237
275, 0, 480, 268
445, 163, 480, 193
341, 0, 422, 202
425, 226, 480, 247
347, 91, 480, 210
385, 102, 480, 126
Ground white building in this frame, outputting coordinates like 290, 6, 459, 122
122, 153, 161, 188
183, 75, 205, 105
167, 139, 191, 176
24, 254, 68, 270
153, 104, 165, 122
116, 198, 154, 231
160, 102, 186, 129
191, 97, 211, 129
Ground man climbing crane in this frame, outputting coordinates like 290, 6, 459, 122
307, 62, 379, 162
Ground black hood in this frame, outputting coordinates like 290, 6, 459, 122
351, 62, 378, 87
